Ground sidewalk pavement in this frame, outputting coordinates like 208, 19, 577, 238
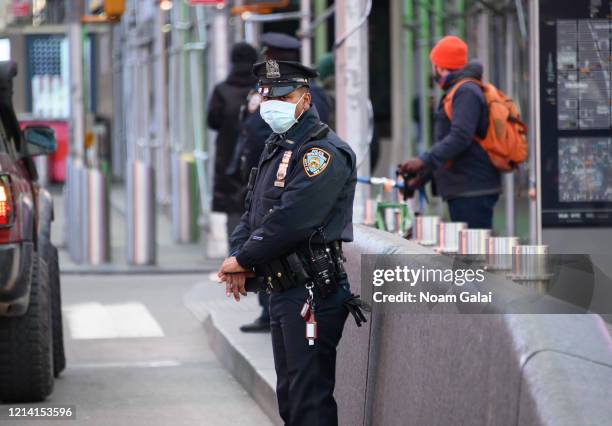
184, 278, 282, 426
51, 184, 223, 274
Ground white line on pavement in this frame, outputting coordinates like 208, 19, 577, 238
63, 302, 165, 339
69, 360, 182, 369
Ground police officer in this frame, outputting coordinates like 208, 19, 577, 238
218, 59, 363, 426
233, 33, 332, 333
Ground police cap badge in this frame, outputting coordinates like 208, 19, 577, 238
266, 59, 281, 79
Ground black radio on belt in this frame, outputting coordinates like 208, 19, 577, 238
306, 228, 338, 298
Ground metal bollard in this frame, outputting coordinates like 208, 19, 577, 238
485, 237, 520, 271
35, 156, 50, 188
80, 165, 89, 265
414, 216, 440, 246
509, 245, 552, 292
86, 169, 110, 264
127, 160, 156, 265
436, 222, 467, 254
171, 153, 199, 244
66, 158, 84, 263
458, 229, 491, 262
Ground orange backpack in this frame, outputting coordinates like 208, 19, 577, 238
443, 78, 528, 172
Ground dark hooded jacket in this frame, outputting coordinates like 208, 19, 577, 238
208, 47, 258, 213
419, 62, 501, 199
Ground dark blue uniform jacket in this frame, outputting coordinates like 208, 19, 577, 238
230, 107, 356, 269
419, 62, 501, 200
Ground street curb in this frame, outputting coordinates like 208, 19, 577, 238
60, 266, 216, 275
202, 312, 283, 426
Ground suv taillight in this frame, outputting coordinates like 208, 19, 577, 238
0, 175, 13, 226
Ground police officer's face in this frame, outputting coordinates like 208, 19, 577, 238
263, 88, 311, 119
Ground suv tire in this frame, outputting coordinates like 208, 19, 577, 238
0, 252, 54, 402
48, 245, 65, 377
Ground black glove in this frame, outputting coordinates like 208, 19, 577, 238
343, 294, 372, 327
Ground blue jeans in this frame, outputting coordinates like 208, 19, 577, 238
447, 194, 499, 229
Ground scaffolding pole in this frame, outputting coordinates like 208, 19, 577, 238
300, 0, 312, 66
335, 0, 370, 223
456, 0, 465, 39
418, 0, 431, 152
314, 0, 328, 63
404, 0, 415, 158
504, 14, 516, 236
528, 0, 542, 244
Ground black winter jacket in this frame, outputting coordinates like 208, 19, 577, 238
419, 62, 501, 200
207, 67, 257, 213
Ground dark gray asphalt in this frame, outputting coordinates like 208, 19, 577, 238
1, 273, 272, 426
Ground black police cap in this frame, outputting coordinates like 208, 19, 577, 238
253, 60, 319, 97
261, 32, 301, 51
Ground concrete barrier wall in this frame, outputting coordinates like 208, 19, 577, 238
336, 225, 612, 426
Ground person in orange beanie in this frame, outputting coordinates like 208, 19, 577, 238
399, 35, 501, 229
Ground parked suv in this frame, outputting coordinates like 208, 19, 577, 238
0, 61, 65, 402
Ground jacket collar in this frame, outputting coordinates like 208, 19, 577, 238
442, 61, 484, 91
271, 105, 321, 150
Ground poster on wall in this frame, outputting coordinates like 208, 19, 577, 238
539, 0, 612, 227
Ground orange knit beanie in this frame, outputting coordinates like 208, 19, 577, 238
430, 35, 468, 70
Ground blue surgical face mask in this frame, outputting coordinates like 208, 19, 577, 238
260, 93, 306, 134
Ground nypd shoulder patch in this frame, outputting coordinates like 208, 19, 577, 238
303, 147, 331, 177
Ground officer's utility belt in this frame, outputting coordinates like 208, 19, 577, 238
255, 241, 346, 298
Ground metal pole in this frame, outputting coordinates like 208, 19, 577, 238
300, 0, 312, 66
127, 160, 156, 265
335, 0, 370, 223
155, 5, 171, 205
87, 169, 110, 264
404, 0, 414, 159
244, 20, 261, 46
314, 0, 328, 63
212, 5, 229, 82
433, 0, 443, 39
477, 9, 490, 81
170, 0, 194, 243
125, 2, 157, 264
418, 0, 431, 152
528, 0, 541, 244
504, 14, 516, 236
391, 0, 408, 164
433, 0, 443, 113
66, 0, 85, 263
456, 0, 465, 39
67, 0, 85, 163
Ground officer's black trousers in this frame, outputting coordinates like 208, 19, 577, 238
270, 283, 350, 426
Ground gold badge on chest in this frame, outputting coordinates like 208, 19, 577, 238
274, 150, 293, 187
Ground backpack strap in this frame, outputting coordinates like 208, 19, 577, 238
442, 78, 483, 119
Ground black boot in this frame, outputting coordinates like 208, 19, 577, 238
240, 317, 271, 333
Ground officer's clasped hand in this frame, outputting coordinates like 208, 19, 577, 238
217, 256, 255, 302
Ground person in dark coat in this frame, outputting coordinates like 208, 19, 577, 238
234, 33, 333, 333
207, 42, 258, 237
400, 36, 501, 229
